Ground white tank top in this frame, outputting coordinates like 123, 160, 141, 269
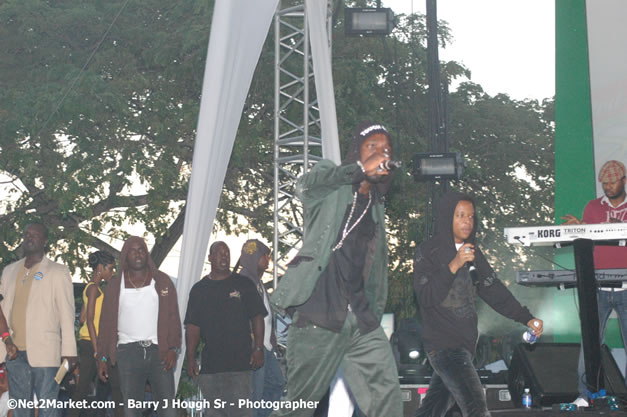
117, 274, 159, 345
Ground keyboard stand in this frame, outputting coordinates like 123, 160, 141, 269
571, 239, 604, 396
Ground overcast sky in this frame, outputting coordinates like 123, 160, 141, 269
383, 0, 555, 101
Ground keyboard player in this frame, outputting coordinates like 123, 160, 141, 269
561, 160, 627, 407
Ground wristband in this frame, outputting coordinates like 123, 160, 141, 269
253, 346, 263, 352
356, 160, 366, 173
1, 332, 9, 341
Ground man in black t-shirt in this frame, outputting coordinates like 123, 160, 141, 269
185, 241, 267, 417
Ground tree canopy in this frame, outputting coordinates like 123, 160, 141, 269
0, 0, 554, 328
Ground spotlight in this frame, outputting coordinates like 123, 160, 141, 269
394, 318, 423, 365
344, 8, 394, 36
412, 152, 465, 181
392, 319, 432, 384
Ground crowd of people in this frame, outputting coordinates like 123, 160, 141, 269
0, 123, 623, 417
0, 226, 282, 417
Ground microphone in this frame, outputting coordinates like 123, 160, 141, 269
463, 246, 478, 283
467, 262, 479, 285
379, 160, 402, 171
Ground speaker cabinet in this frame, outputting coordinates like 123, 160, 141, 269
507, 342, 626, 407
400, 385, 423, 417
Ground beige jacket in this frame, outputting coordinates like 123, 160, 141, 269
0, 256, 77, 366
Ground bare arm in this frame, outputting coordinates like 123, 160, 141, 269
0, 304, 9, 336
79, 303, 86, 324
0, 306, 16, 360
560, 214, 583, 225
249, 314, 265, 369
85, 284, 100, 354
185, 324, 200, 377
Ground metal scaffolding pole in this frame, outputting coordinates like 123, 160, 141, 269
425, 0, 448, 239
273, 1, 333, 286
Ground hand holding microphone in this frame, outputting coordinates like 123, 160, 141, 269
461, 244, 475, 263
362, 152, 395, 176
378, 159, 402, 171
449, 243, 475, 274
465, 246, 479, 284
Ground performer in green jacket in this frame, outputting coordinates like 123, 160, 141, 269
271, 123, 402, 417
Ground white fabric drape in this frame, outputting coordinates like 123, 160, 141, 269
173, 0, 342, 391
306, 0, 341, 163
173, 0, 279, 388
586, 0, 627, 197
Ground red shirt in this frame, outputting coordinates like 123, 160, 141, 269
582, 196, 627, 269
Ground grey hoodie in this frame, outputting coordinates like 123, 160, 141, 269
237, 239, 273, 350
237, 239, 270, 285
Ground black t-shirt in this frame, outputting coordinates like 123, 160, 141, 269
296, 191, 379, 334
184, 273, 267, 374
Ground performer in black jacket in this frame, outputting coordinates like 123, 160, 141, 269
413, 192, 543, 417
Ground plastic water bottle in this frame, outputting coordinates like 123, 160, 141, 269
522, 388, 532, 408
522, 329, 537, 344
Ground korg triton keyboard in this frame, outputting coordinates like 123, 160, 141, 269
504, 224, 627, 247
516, 269, 627, 287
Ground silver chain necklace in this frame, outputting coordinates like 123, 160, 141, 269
332, 191, 372, 251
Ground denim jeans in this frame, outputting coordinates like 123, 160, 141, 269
6, 351, 59, 417
416, 348, 490, 417
577, 289, 627, 396
197, 371, 252, 417
252, 348, 285, 417
116, 343, 175, 417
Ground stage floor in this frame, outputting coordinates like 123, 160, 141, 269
491, 410, 627, 416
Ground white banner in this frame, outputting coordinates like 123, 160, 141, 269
587, 0, 627, 194
174, 0, 279, 389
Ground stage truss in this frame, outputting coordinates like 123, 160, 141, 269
272, 0, 333, 285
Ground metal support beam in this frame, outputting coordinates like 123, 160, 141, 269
425, 0, 449, 239
273, 1, 333, 286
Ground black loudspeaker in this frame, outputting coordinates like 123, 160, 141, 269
507, 342, 627, 407
400, 385, 422, 417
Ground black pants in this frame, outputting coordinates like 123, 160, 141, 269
69, 340, 123, 417
116, 342, 175, 417
416, 348, 490, 417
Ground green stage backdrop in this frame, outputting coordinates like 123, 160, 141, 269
554, 0, 627, 345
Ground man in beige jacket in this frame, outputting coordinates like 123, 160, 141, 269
0, 222, 77, 417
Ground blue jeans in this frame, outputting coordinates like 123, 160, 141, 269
116, 343, 175, 417
252, 348, 285, 417
6, 351, 59, 417
416, 348, 490, 417
577, 289, 627, 396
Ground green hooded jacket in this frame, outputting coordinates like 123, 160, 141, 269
271, 159, 389, 321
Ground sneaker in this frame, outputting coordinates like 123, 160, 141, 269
572, 397, 589, 408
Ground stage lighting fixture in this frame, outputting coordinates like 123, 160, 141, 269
344, 8, 394, 36
397, 331, 421, 363
393, 318, 424, 365
392, 319, 433, 383
412, 152, 465, 181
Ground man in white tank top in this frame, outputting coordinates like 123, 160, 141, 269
96, 237, 181, 417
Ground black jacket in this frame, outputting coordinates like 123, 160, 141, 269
413, 192, 532, 354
